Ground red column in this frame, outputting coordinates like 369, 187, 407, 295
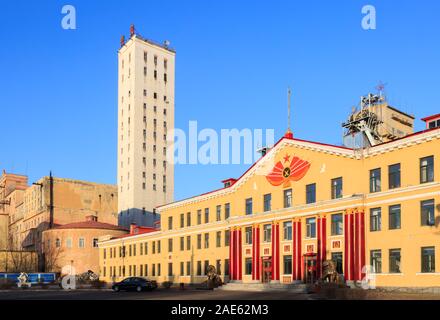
354, 211, 359, 281
360, 211, 366, 280
229, 228, 235, 280
344, 211, 356, 281
238, 228, 242, 280
271, 222, 280, 281
349, 213, 355, 281
256, 225, 260, 280
276, 223, 280, 280
317, 216, 327, 279
292, 220, 302, 281
252, 225, 260, 281
353, 210, 366, 281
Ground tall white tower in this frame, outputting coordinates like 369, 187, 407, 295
117, 25, 175, 227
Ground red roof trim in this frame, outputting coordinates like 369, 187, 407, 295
372, 127, 440, 147
156, 137, 300, 208
52, 221, 128, 231
421, 114, 440, 122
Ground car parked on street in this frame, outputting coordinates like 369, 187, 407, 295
112, 277, 158, 292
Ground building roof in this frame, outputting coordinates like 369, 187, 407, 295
421, 113, 440, 122
156, 126, 440, 211
52, 220, 128, 231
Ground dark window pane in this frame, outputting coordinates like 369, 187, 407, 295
389, 205, 401, 230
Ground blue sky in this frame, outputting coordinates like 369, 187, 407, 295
0, 0, 439, 201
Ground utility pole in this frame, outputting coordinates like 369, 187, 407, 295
49, 171, 54, 229
287, 87, 292, 132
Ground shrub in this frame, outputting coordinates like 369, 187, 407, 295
162, 281, 173, 289
91, 280, 107, 289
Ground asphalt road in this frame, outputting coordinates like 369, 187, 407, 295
0, 288, 317, 300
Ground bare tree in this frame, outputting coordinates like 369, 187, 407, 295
1, 234, 38, 273
43, 240, 63, 273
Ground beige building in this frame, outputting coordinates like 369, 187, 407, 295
0, 171, 118, 271
117, 25, 175, 228
42, 215, 127, 274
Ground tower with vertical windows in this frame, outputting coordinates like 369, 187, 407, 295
117, 25, 175, 227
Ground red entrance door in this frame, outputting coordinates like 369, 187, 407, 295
261, 257, 272, 283
303, 253, 317, 284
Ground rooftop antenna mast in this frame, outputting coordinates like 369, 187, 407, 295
375, 81, 387, 101
287, 87, 292, 132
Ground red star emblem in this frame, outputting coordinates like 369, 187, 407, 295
283, 154, 291, 164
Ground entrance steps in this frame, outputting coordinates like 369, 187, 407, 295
217, 281, 310, 293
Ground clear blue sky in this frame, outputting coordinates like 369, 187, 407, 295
1, 0, 439, 201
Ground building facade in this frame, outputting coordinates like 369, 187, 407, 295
117, 26, 175, 228
42, 215, 127, 274
99, 119, 440, 288
0, 172, 118, 271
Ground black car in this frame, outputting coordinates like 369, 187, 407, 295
112, 277, 158, 292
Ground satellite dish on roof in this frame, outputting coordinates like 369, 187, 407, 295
164, 40, 170, 47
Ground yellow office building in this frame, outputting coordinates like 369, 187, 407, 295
99, 111, 440, 289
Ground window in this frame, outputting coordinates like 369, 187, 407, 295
186, 261, 191, 276
331, 213, 343, 236
180, 213, 184, 228
370, 208, 382, 232
216, 259, 221, 275
331, 177, 343, 199
331, 252, 343, 274
283, 221, 292, 240
204, 208, 209, 223
66, 238, 72, 248
225, 203, 230, 219
180, 237, 184, 251
92, 238, 98, 248
421, 247, 435, 273
420, 156, 434, 183
180, 262, 184, 276
389, 205, 401, 230
168, 238, 173, 252
225, 259, 230, 276
197, 210, 202, 225
421, 199, 435, 226
186, 236, 191, 250
216, 231, 221, 247
225, 230, 230, 246
245, 198, 253, 215
186, 212, 191, 227
389, 249, 401, 273
263, 224, 272, 242
157, 263, 161, 276
388, 163, 401, 189
216, 205, 221, 221
306, 183, 316, 204
197, 234, 202, 249
245, 258, 252, 275
370, 250, 382, 273
157, 240, 161, 253
370, 168, 381, 193
168, 216, 173, 230
195, 261, 200, 276
284, 189, 293, 208
55, 238, 61, 248
263, 194, 271, 212
283, 255, 292, 275
168, 263, 173, 277
306, 218, 316, 238
204, 233, 209, 248
245, 227, 252, 245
